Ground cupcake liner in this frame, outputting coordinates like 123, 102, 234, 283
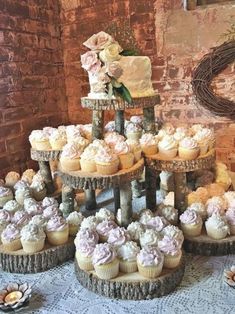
164, 250, 182, 269
2, 238, 22, 252
198, 143, 209, 156
158, 147, 178, 159
69, 225, 79, 237
94, 259, 119, 280
119, 259, 138, 273
181, 222, 202, 237
133, 150, 142, 162
118, 153, 134, 170
206, 225, 228, 240
137, 261, 163, 279
60, 157, 81, 172
96, 161, 119, 175
21, 238, 45, 253
46, 227, 69, 245
0, 195, 13, 208
126, 132, 142, 141
80, 159, 97, 172
76, 251, 94, 271
141, 144, 157, 156
35, 140, 51, 150
178, 147, 199, 160
50, 139, 67, 150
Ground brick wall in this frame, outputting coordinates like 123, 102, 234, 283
0, 0, 68, 177
60, 0, 235, 168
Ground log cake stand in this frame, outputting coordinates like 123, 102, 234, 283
74, 255, 185, 300
145, 151, 216, 213
0, 237, 75, 274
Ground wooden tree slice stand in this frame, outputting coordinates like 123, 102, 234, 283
57, 159, 144, 190
183, 228, 235, 256
74, 256, 185, 300
31, 148, 62, 162
81, 95, 160, 110
0, 237, 75, 274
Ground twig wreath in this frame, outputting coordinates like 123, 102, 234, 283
192, 40, 235, 119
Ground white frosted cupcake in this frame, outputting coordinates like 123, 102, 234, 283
117, 241, 140, 273
158, 235, 182, 268
224, 191, 235, 208
21, 169, 36, 184
96, 220, 117, 242
25, 202, 43, 216
29, 130, 51, 150
80, 144, 98, 173
125, 122, 142, 141
30, 215, 47, 230
60, 142, 83, 172
178, 137, 199, 160
95, 207, 115, 222
30, 180, 47, 201
92, 243, 119, 280
15, 188, 31, 206
157, 205, 178, 225
75, 240, 96, 271
107, 227, 130, 248
161, 225, 184, 247
113, 141, 134, 170
49, 129, 67, 150
205, 213, 229, 240
139, 133, 158, 155
1, 224, 22, 251
3, 200, 22, 214
158, 135, 178, 159
187, 202, 207, 221
80, 216, 98, 230
95, 148, 119, 175
66, 212, 84, 236
42, 197, 59, 209
226, 208, 235, 235
137, 246, 164, 278
206, 196, 227, 217
126, 139, 142, 162
46, 215, 69, 245
194, 128, 215, 151
179, 209, 203, 237
146, 216, 168, 232
104, 132, 125, 148
139, 209, 154, 225
140, 229, 161, 248
21, 224, 46, 253
127, 221, 145, 243
72, 136, 89, 150
66, 125, 81, 143
0, 187, 13, 207
80, 124, 92, 141
5, 171, 20, 188
14, 180, 29, 191
43, 205, 61, 219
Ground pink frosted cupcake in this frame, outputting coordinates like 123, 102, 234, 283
1, 224, 22, 251
226, 208, 235, 235
95, 148, 119, 175
125, 122, 142, 141
60, 142, 83, 172
130, 115, 143, 127
46, 215, 69, 245
187, 202, 207, 221
0, 187, 13, 207
92, 243, 119, 279
42, 197, 59, 209
113, 141, 134, 169
158, 135, 178, 159
49, 129, 67, 150
107, 227, 130, 248
137, 246, 164, 278
74, 228, 99, 247
179, 209, 203, 237
206, 196, 227, 217
161, 225, 184, 247
178, 137, 199, 160
14, 180, 29, 191
104, 132, 125, 148
75, 240, 96, 271
25, 202, 43, 216
140, 133, 158, 155
0, 210, 12, 224
146, 216, 168, 232
12, 211, 30, 227
43, 205, 61, 219
158, 235, 182, 268
104, 121, 115, 132
96, 220, 117, 242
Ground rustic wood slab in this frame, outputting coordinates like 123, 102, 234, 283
0, 237, 75, 274
145, 150, 215, 173
81, 95, 160, 110
57, 159, 144, 190
183, 228, 235, 256
74, 255, 185, 300
31, 149, 62, 162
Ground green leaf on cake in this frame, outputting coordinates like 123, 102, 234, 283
113, 83, 132, 104
120, 49, 138, 56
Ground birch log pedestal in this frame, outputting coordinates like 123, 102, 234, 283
0, 237, 75, 274
145, 151, 216, 213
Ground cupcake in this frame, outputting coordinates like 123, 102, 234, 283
46, 215, 69, 245
107, 227, 130, 248
49, 129, 67, 150
3, 200, 22, 214
59, 199, 79, 213
1, 224, 22, 251
14, 180, 29, 191
92, 243, 119, 280
66, 211, 84, 236
173, 129, 187, 143
104, 121, 115, 132
194, 128, 215, 151
0, 222, 8, 244
80, 216, 98, 230
15, 187, 31, 206
43, 126, 57, 137
193, 130, 209, 156
74, 228, 99, 246
0, 210, 12, 225
158, 135, 178, 159
20, 224, 46, 253
21, 169, 36, 184
104, 132, 125, 148
80, 124, 92, 141
5, 171, 20, 188
178, 137, 199, 160
190, 124, 204, 135
187, 202, 207, 221
25, 202, 43, 216
206, 196, 227, 216
12, 211, 30, 227
66, 125, 81, 143
96, 220, 117, 242
137, 246, 164, 278
161, 225, 184, 246
125, 122, 142, 141
146, 216, 168, 232
29, 130, 51, 150
60, 142, 83, 172
43, 205, 60, 219
130, 115, 143, 127
205, 213, 230, 240
224, 191, 235, 208
42, 197, 59, 209
72, 136, 89, 150
80, 145, 98, 173
226, 208, 235, 235
0, 187, 13, 207
138, 209, 154, 225
95, 207, 115, 222
158, 235, 182, 268
75, 241, 96, 271
157, 205, 178, 225
126, 139, 142, 162
30, 180, 47, 201
117, 241, 140, 273
195, 187, 210, 204
30, 215, 47, 230
139, 133, 158, 155
179, 209, 203, 237
161, 123, 175, 135
95, 148, 119, 175
113, 141, 134, 170
127, 221, 145, 243
139, 229, 161, 248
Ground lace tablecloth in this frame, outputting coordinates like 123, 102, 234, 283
1, 254, 235, 314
